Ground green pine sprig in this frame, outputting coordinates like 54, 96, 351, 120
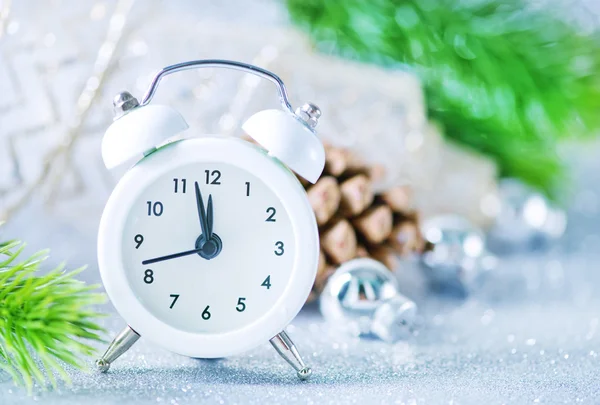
286, 0, 600, 197
0, 229, 105, 392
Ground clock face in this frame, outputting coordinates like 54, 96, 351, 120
122, 161, 295, 334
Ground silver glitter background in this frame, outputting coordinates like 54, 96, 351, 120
2, 0, 600, 403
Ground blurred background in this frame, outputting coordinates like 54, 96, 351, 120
2, 0, 600, 403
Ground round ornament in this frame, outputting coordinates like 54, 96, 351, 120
420, 214, 496, 295
487, 179, 567, 251
320, 258, 417, 342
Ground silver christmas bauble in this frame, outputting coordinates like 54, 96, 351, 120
420, 214, 496, 295
488, 179, 566, 251
320, 258, 417, 342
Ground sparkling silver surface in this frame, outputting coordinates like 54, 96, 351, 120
1, 277, 600, 405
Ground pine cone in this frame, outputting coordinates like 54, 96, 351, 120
304, 144, 426, 300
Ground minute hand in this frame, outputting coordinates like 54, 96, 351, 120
142, 248, 202, 265
194, 181, 209, 237
206, 194, 214, 240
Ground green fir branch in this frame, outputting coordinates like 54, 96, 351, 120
0, 229, 105, 392
286, 0, 600, 196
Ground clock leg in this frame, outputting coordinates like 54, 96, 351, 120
270, 330, 312, 380
95, 325, 140, 372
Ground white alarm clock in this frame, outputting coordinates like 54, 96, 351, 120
95, 60, 325, 380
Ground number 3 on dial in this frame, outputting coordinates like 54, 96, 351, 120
274, 241, 284, 256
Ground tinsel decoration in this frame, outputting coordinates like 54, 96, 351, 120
305, 144, 426, 300
0, 228, 105, 392
285, 0, 600, 196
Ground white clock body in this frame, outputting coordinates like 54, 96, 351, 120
97, 137, 319, 358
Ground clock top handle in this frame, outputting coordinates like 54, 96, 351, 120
140, 59, 295, 114
104, 59, 325, 183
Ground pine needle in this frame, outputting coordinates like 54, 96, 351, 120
0, 230, 106, 393
286, 0, 600, 197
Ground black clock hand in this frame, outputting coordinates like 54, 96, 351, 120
206, 194, 214, 240
142, 248, 202, 265
194, 181, 209, 238
190, 182, 222, 260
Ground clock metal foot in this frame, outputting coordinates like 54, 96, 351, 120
270, 330, 312, 380
96, 325, 140, 372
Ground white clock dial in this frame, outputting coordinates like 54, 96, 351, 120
122, 161, 294, 334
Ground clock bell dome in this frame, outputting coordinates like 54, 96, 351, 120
242, 103, 325, 184
102, 92, 189, 170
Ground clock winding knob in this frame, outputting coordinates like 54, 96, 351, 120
113, 91, 140, 119
295, 103, 322, 129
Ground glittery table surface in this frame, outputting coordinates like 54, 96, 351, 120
1, 273, 600, 405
